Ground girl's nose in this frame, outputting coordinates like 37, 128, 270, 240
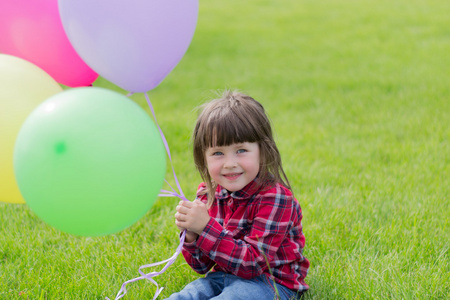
223, 155, 237, 169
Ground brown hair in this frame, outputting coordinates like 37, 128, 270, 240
193, 90, 291, 206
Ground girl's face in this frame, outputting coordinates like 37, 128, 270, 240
205, 142, 260, 192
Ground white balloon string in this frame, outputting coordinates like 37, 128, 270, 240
144, 93, 186, 199
107, 93, 190, 299
106, 231, 186, 300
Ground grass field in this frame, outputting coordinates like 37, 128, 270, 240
1, 0, 449, 299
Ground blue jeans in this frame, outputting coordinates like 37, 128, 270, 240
165, 271, 302, 300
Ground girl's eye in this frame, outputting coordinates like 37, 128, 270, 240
212, 151, 223, 156
237, 149, 247, 154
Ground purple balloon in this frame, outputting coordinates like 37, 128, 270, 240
58, 0, 198, 92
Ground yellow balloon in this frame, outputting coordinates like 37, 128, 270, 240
0, 54, 63, 204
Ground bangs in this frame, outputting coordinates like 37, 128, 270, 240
200, 107, 261, 149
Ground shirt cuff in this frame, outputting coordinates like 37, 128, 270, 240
196, 217, 225, 254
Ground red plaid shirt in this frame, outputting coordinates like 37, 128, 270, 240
182, 179, 309, 291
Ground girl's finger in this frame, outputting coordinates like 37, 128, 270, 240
180, 201, 194, 208
175, 220, 186, 229
193, 199, 206, 207
176, 205, 190, 214
175, 212, 187, 221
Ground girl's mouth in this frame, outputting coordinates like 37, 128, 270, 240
223, 173, 242, 180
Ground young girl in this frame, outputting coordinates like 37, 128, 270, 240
169, 91, 309, 300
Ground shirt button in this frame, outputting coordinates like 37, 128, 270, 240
228, 200, 233, 206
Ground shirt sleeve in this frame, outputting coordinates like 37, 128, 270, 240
181, 237, 216, 274
194, 185, 296, 279
181, 183, 216, 274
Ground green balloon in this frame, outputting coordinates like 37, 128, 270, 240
14, 87, 166, 236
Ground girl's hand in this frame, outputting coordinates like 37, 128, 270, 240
175, 200, 211, 236
176, 223, 199, 243
182, 230, 199, 243
175, 204, 199, 243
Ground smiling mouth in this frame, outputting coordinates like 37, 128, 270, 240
223, 173, 242, 180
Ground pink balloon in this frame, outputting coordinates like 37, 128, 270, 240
59, 0, 198, 92
0, 0, 98, 87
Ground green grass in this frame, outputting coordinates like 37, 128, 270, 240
1, 0, 449, 299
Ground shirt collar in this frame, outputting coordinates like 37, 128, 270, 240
215, 178, 261, 201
